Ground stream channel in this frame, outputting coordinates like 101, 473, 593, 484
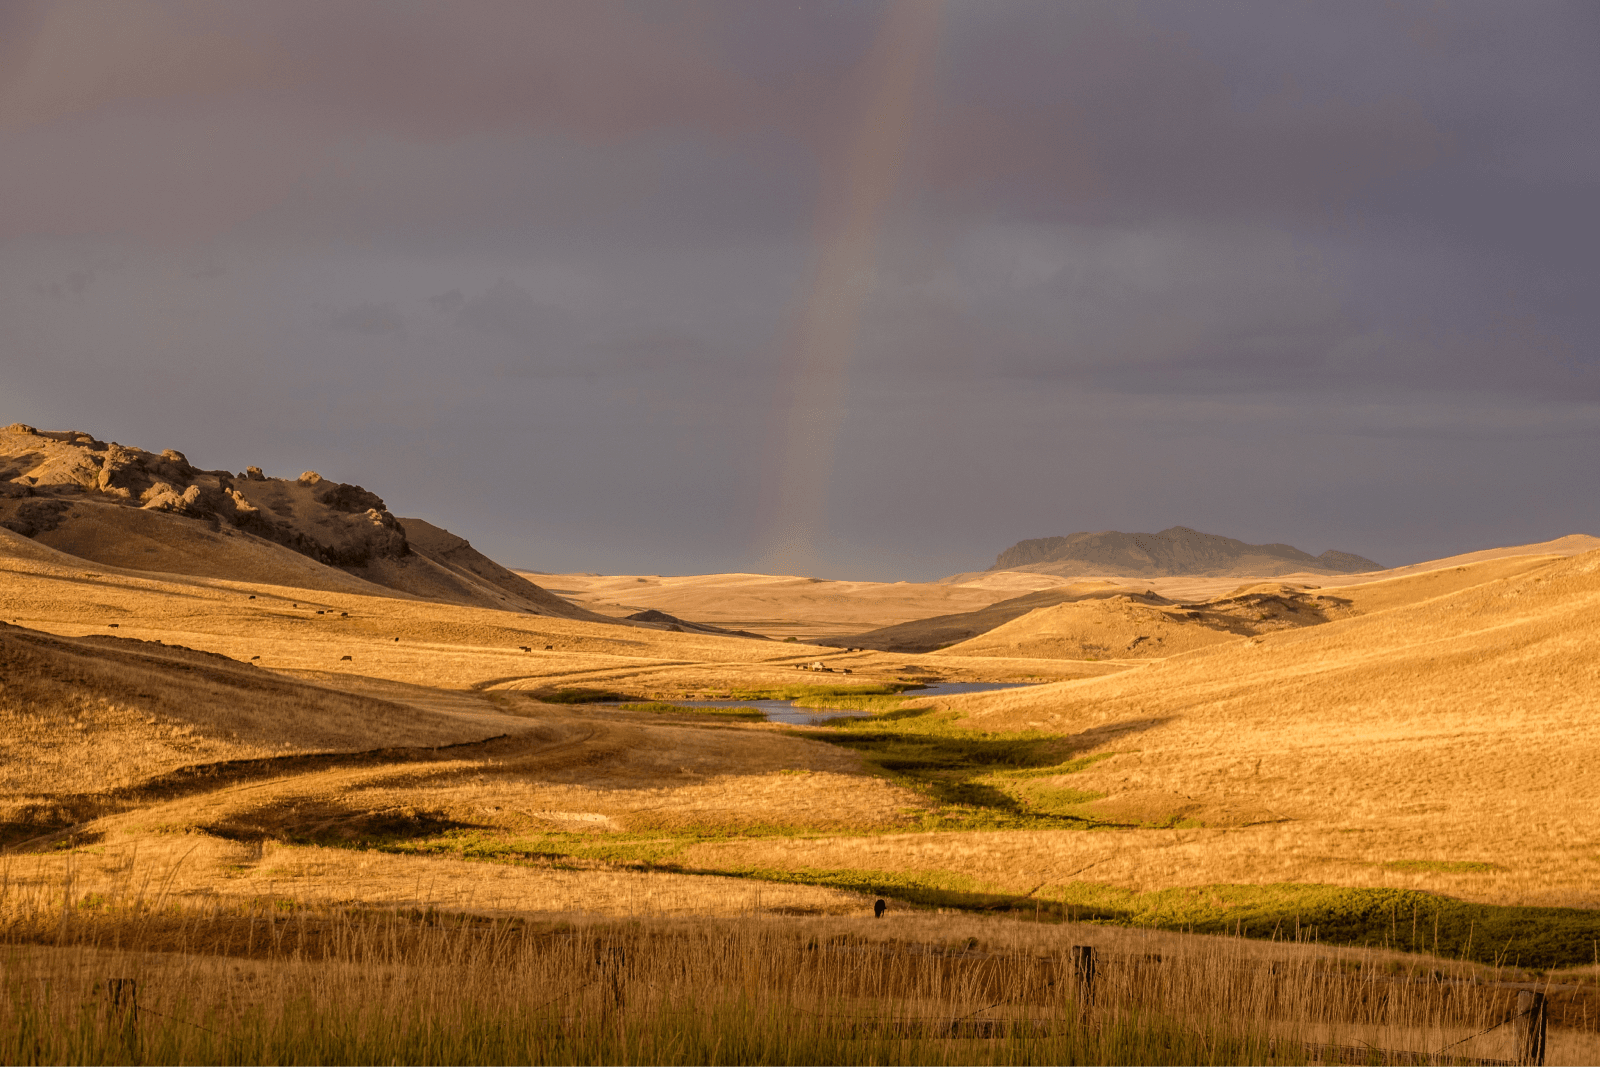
658, 681, 1037, 725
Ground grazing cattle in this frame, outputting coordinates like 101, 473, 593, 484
339, 655, 352, 661
874, 898, 887, 919
340, 612, 348, 617
545, 645, 553, 650
518, 646, 531, 652
108, 624, 118, 628
393, 637, 400, 642
250, 655, 260, 660
248, 595, 256, 600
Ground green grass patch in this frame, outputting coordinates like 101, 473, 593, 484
728, 865, 992, 907
382, 829, 692, 867
619, 702, 765, 721
1042, 881, 1600, 970
329, 824, 865, 869
1381, 859, 1503, 874
703, 866, 1600, 970
811, 709, 1122, 830
788, 691, 915, 713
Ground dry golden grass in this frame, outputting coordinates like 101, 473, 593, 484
6, 515, 1600, 1057
4, 875, 1597, 1064
940, 594, 1250, 660
536, 570, 1047, 641
878, 549, 1600, 908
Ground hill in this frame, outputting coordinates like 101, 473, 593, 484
935, 549, 1600, 842
992, 526, 1381, 577
533, 570, 1031, 642
0, 424, 605, 620
0, 617, 513, 845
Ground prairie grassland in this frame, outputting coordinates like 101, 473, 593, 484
532, 570, 1045, 641
6, 531, 1600, 1057
5, 877, 1597, 1066
0, 549, 1087, 700
908, 551, 1600, 905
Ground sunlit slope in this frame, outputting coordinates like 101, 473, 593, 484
839, 581, 1131, 653
0, 621, 497, 800
1336, 534, 1600, 583
534, 571, 1026, 640
852, 544, 1593, 660
937, 550, 1600, 834
942, 595, 1242, 661
853, 581, 1350, 657
1, 531, 1082, 704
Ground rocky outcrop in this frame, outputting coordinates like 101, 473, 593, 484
1, 424, 412, 570
0, 423, 614, 620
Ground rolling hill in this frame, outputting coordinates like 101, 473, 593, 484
934, 548, 1600, 845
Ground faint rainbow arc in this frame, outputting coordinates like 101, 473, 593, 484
758, 0, 944, 574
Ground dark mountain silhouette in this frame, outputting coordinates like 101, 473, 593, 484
992, 526, 1381, 577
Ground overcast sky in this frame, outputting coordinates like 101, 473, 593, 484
3, 1, 1596, 579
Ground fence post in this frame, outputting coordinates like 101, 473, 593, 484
1513, 990, 1546, 1066
1072, 945, 1096, 1008
106, 978, 138, 1023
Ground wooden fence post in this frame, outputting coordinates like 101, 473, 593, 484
1072, 945, 1096, 1008
1513, 990, 1546, 1066
106, 978, 138, 1023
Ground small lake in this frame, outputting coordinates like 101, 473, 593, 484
662, 681, 1037, 725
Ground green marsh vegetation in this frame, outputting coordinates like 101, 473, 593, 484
809, 704, 1118, 830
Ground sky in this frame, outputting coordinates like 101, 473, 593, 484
2, 0, 1596, 580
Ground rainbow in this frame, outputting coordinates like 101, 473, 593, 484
758, 0, 944, 575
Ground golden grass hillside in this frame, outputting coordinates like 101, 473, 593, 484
799, 548, 1600, 909
6, 505, 1600, 1023
535, 571, 1064, 641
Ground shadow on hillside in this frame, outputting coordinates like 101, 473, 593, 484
200, 797, 486, 846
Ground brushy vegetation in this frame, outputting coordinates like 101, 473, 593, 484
1, 885, 1557, 1066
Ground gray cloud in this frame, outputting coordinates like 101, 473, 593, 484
0, 1, 1594, 579
326, 301, 403, 334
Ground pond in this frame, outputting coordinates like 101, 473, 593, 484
659, 680, 1037, 725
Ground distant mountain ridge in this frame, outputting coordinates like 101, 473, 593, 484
992, 526, 1381, 578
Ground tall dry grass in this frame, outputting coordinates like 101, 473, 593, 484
0, 870, 1571, 1066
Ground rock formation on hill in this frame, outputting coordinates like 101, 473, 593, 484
992, 526, 1380, 578
0, 423, 606, 619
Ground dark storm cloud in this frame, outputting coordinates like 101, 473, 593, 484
0, 1, 1595, 578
